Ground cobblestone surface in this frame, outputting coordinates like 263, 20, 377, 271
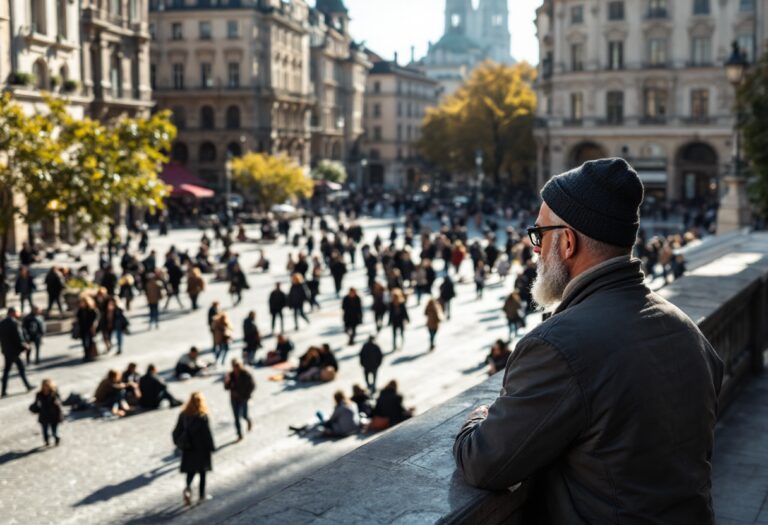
0, 215, 545, 525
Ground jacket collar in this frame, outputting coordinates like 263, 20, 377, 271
554, 256, 646, 315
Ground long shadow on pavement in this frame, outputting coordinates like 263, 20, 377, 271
74, 461, 179, 507
0, 446, 46, 466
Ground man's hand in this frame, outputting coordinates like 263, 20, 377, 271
467, 404, 489, 422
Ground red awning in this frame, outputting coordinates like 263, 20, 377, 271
178, 183, 214, 199
160, 162, 215, 199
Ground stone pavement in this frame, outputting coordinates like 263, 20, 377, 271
0, 214, 543, 525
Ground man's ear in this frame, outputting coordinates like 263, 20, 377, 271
564, 228, 578, 260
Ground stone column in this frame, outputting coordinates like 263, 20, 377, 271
100, 39, 112, 97
716, 176, 750, 234
82, 39, 93, 97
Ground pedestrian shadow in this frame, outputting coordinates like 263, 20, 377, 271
477, 315, 498, 323
32, 355, 87, 371
0, 446, 45, 466
389, 353, 424, 366
121, 503, 189, 525
319, 326, 345, 336
73, 462, 178, 507
461, 361, 487, 375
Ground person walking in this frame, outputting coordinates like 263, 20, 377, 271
473, 261, 486, 299
371, 282, 388, 333
502, 289, 524, 341
287, 274, 310, 331
438, 275, 456, 320
118, 272, 136, 311
307, 257, 322, 311
341, 288, 363, 346
242, 311, 261, 365
329, 252, 347, 297
388, 289, 409, 351
224, 359, 256, 441
144, 272, 163, 329
229, 263, 249, 306
44, 266, 65, 317
0, 308, 32, 397
75, 296, 99, 361
164, 258, 185, 310
423, 297, 444, 351
268, 283, 287, 335
453, 158, 723, 523
30, 378, 63, 446
15, 266, 36, 314
359, 336, 383, 393
186, 266, 206, 310
173, 392, 215, 506
211, 312, 233, 366
22, 306, 45, 365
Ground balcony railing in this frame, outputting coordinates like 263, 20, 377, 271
645, 7, 668, 19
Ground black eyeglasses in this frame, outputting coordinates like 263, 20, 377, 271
527, 225, 569, 248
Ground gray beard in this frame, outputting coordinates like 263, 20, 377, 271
531, 234, 570, 309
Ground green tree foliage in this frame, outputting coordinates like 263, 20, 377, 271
418, 61, 537, 187
230, 153, 313, 209
739, 49, 768, 218
311, 160, 348, 184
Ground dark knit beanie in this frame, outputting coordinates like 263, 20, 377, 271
541, 158, 644, 248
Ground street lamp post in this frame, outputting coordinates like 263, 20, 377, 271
717, 41, 750, 234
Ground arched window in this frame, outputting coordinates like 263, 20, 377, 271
199, 142, 217, 162
227, 142, 242, 157
172, 142, 189, 164
200, 106, 215, 130
171, 107, 186, 130
32, 60, 47, 90
226, 105, 240, 129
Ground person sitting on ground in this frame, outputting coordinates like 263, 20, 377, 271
316, 390, 360, 438
371, 380, 413, 430
175, 347, 211, 380
295, 346, 323, 382
94, 369, 133, 417
351, 384, 373, 418
139, 364, 182, 409
121, 362, 143, 406
254, 250, 270, 272
486, 339, 512, 376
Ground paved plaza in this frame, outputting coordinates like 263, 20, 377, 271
0, 214, 545, 525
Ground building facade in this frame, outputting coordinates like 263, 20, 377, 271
1, 0, 10, 86
417, 0, 513, 97
363, 55, 440, 190
534, 0, 766, 203
81, 0, 154, 118
308, 0, 370, 172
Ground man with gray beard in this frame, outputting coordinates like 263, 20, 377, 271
453, 158, 723, 524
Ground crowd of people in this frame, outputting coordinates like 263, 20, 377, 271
0, 188, 716, 507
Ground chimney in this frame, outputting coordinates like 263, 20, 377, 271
410, 46, 415, 63
394, 51, 399, 64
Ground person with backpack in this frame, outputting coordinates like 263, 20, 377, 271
173, 392, 215, 505
224, 359, 255, 441
22, 306, 45, 365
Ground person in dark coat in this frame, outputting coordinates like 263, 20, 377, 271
329, 253, 347, 297
370, 282, 388, 333
228, 263, 249, 306
164, 257, 185, 310
268, 283, 287, 335
0, 307, 32, 397
453, 158, 724, 524
15, 266, 35, 314
173, 392, 215, 505
224, 359, 256, 440
387, 289, 409, 351
372, 380, 412, 426
30, 378, 63, 446
100, 266, 118, 296
438, 275, 456, 319
242, 311, 261, 365
287, 274, 310, 331
76, 296, 99, 361
44, 266, 65, 316
359, 336, 383, 393
341, 288, 363, 346
22, 306, 45, 364
139, 364, 182, 409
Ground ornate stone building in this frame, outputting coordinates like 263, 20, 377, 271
417, 0, 513, 96
1, 0, 10, 86
81, 0, 154, 118
534, 0, 767, 203
363, 53, 440, 190
308, 0, 370, 172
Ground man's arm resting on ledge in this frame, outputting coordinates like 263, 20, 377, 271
453, 336, 587, 490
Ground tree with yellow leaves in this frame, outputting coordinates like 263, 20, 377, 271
418, 61, 537, 188
230, 153, 313, 210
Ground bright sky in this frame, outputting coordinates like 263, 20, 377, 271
342, 0, 541, 65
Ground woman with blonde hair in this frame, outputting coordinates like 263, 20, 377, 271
388, 288, 410, 351
186, 265, 206, 310
173, 392, 215, 505
30, 378, 63, 446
